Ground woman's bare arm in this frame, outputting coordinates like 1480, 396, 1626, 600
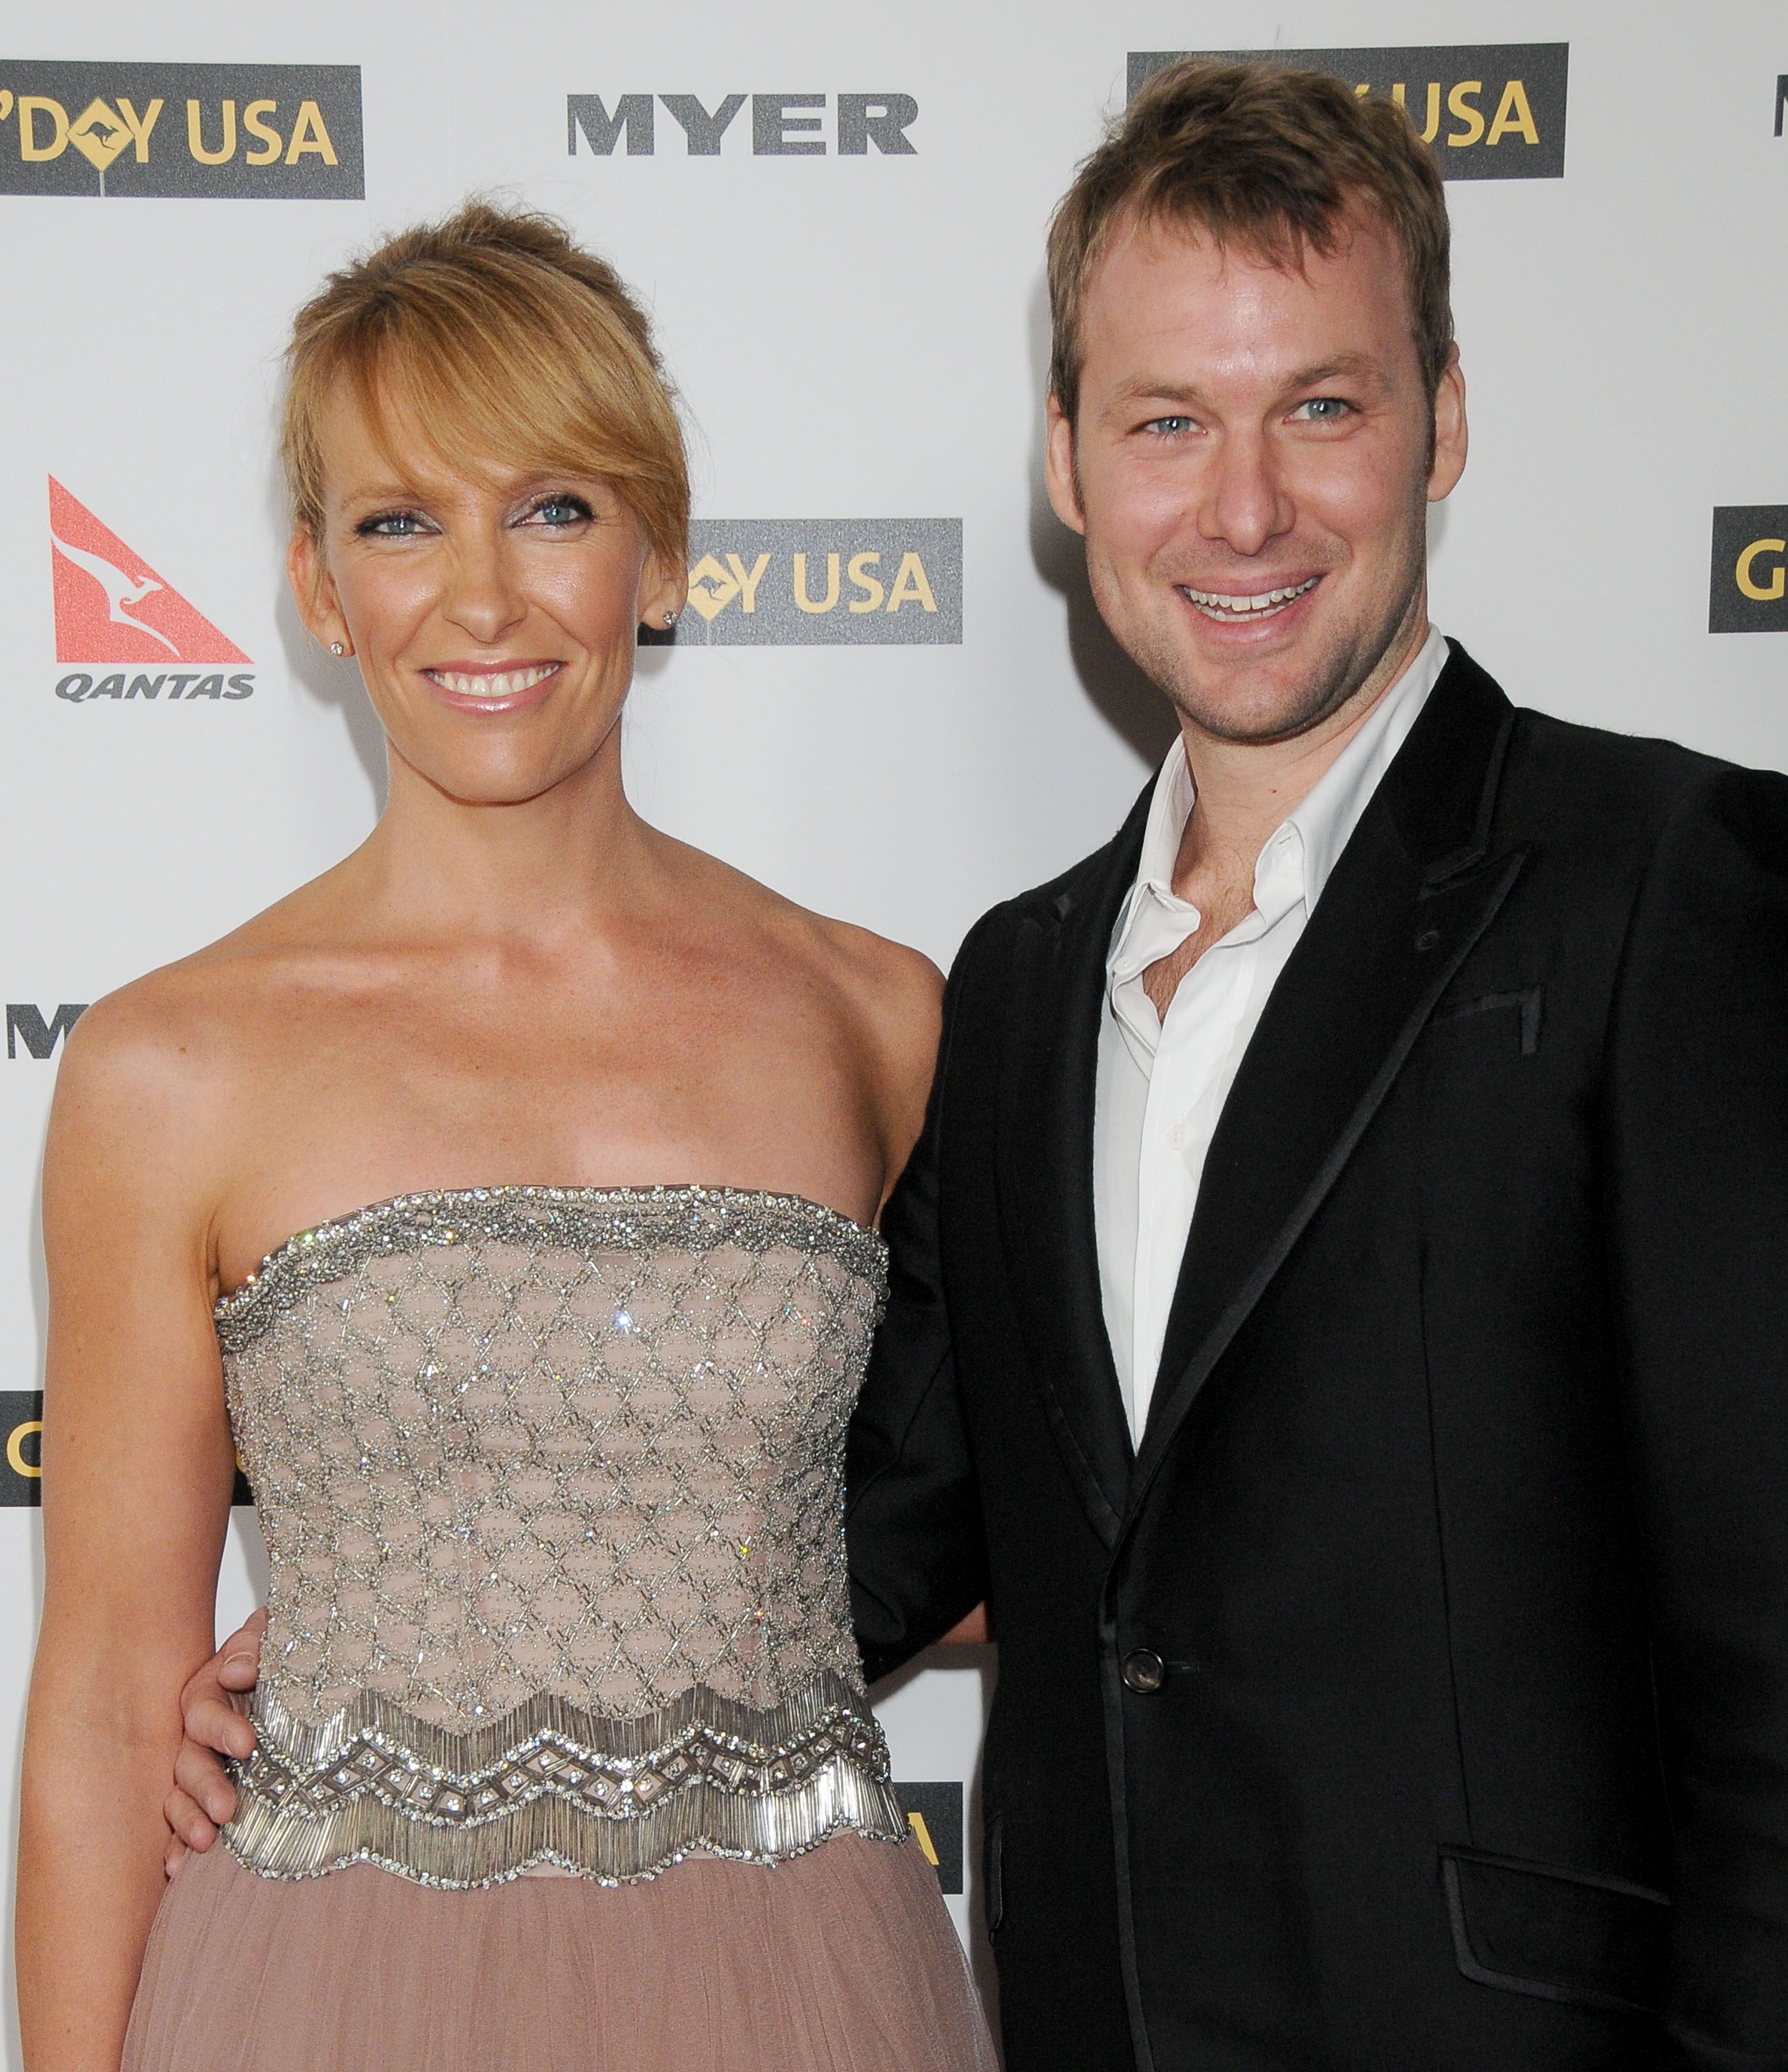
18, 992, 237, 2068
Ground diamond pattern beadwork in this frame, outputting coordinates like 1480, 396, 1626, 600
215, 1186, 904, 1886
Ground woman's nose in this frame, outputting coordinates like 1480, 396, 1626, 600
440, 540, 527, 642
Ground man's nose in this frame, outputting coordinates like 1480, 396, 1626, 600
1199, 431, 1295, 559
441, 539, 527, 643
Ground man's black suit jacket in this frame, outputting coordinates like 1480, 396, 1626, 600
847, 645, 1788, 2071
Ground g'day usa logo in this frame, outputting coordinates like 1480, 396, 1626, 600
0, 62, 361, 196
1129, 45, 1568, 179
672, 520, 960, 645
49, 479, 254, 703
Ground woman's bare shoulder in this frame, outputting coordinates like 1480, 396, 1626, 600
47, 883, 346, 1181
673, 840, 942, 1056
805, 911, 943, 1058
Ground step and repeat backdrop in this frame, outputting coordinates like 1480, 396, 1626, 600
1, 0, 1785, 2049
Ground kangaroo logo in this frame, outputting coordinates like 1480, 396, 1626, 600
48, 478, 248, 665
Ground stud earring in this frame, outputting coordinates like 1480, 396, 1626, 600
329, 641, 345, 656
663, 611, 677, 627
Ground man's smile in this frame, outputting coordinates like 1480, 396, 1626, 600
1177, 574, 1322, 623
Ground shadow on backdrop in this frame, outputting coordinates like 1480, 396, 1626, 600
1026, 274, 1179, 775
266, 464, 389, 813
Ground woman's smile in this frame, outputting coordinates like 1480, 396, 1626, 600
420, 659, 566, 713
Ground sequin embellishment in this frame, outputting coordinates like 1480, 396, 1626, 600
215, 1186, 902, 1887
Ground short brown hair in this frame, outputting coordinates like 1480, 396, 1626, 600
1048, 59, 1452, 427
282, 200, 689, 569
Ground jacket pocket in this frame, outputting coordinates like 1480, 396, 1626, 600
984, 1811, 1004, 1934
1440, 1845, 1670, 2014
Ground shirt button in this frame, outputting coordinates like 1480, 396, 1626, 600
1166, 1119, 1193, 1152
1121, 1648, 1166, 1694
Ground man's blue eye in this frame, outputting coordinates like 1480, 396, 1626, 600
1147, 417, 1194, 436
1299, 398, 1349, 421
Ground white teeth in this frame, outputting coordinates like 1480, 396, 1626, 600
1180, 576, 1320, 619
429, 664, 558, 698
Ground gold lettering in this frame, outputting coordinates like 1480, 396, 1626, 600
18, 96, 69, 161
242, 100, 283, 165
1446, 81, 1485, 148
187, 99, 237, 165
1736, 539, 1787, 604
0, 93, 13, 125
886, 553, 937, 613
725, 551, 771, 612
114, 97, 162, 161
1354, 82, 1370, 99
1415, 82, 1442, 143
285, 100, 338, 166
906, 1810, 940, 1867
1486, 79, 1539, 146
847, 551, 885, 613
7, 1420, 43, 1481
794, 552, 840, 614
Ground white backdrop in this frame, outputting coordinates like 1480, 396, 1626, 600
2, 2, 1786, 2056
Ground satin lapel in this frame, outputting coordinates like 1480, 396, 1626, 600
1128, 647, 1525, 1514
993, 786, 1153, 1548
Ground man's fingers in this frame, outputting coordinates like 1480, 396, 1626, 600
182, 1690, 256, 1762
173, 1732, 242, 1825
163, 1787, 216, 1855
216, 1607, 269, 1692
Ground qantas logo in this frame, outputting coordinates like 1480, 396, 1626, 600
49, 478, 256, 701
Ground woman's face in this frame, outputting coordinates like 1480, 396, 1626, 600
290, 383, 683, 806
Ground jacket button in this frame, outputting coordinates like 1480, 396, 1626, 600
1121, 1648, 1166, 1694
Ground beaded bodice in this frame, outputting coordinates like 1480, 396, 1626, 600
216, 1186, 903, 1887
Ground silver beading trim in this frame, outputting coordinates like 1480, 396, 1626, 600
224, 1670, 905, 1888
214, 1184, 888, 1351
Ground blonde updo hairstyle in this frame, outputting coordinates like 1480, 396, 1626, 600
280, 200, 689, 576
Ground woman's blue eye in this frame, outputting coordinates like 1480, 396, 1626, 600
529, 496, 594, 527
358, 511, 426, 537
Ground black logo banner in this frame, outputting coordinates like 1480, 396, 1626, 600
1710, 508, 1788, 634
0, 1393, 41, 1506
0, 63, 363, 197
892, 1781, 964, 1892
1128, 45, 1568, 180
670, 520, 962, 646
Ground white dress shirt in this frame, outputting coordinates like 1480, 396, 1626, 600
1093, 626, 1450, 1443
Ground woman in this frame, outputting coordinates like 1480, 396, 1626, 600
17, 202, 997, 2071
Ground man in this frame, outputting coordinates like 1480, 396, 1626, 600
167, 60, 1788, 2071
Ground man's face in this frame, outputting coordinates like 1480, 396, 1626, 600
1047, 203, 1466, 746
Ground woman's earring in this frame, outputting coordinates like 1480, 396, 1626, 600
663, 611, 676, 627
329, 641, 345, 656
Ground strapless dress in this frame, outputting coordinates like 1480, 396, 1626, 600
123, 1186, 996, 2071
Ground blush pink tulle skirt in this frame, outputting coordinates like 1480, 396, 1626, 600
123, 1832, 998, 2071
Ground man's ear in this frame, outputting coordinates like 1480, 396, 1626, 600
1427, 346, 1468, 502
287, 525, 352, 656
1044, 392, 1088, 537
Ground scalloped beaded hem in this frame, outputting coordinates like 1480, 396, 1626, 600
222, 1673, 905, 1888
222, 1761, 908, 1890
